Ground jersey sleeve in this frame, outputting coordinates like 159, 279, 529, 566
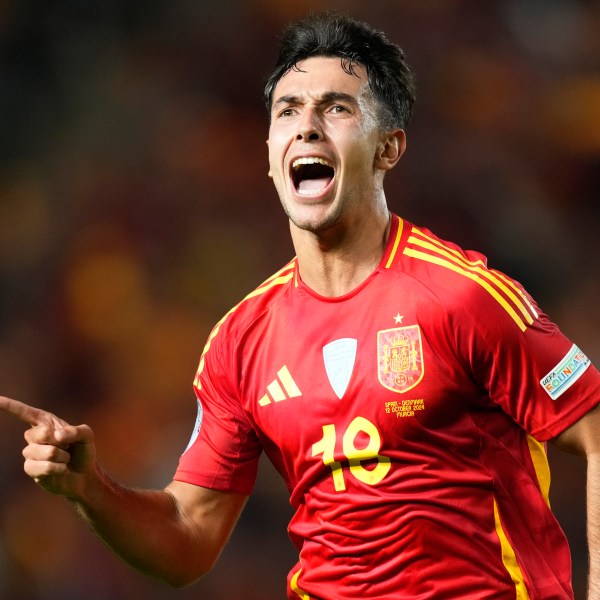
173, 324, 262, 495
456, 269, 600, 441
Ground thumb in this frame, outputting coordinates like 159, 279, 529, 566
55, 423, 94, 446
55, 424, 96, 474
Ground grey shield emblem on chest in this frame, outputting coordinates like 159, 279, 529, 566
322, 338, 358, 399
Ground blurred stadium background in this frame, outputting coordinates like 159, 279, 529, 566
0, 0, 598, 598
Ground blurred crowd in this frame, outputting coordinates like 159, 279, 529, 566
0, 0, 598, 598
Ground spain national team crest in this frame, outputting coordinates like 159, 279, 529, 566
377, 325, 424, 393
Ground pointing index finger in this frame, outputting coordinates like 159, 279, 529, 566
0, 396, 63, 427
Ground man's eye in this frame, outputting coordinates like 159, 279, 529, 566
278, 108, 295, 118
330, 105, 349, 114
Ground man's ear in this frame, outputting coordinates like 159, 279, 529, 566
374, 129, 406, 171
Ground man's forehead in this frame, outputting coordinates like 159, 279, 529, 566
273, 56, 369, 101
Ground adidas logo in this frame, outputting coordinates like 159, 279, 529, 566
258, 366, 302, 406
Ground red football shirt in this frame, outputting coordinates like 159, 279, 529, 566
175, 214, 600, 599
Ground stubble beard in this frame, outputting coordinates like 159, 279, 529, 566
281, 196, 346, 236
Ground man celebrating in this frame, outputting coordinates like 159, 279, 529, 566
3, 13, 600, 599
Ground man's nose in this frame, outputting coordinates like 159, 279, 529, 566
296, 109, 322, 141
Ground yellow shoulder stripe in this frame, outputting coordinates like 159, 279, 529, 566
385, 216, 404, 269
491, 269, 539, 320
256, 259, 296, 289
194, 262, 295, 388
403, 228, 537, 332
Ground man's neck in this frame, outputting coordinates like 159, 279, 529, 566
291, 209, 391, 298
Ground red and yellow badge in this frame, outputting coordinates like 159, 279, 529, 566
377, 325, 424, 393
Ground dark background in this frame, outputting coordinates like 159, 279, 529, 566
0, 1, 599, 598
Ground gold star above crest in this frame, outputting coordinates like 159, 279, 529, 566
394, 313, 404, 324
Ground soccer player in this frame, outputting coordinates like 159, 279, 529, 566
2, 12, 600, 599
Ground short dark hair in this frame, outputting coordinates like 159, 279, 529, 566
264, 13, 416, 130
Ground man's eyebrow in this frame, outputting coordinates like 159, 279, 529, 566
272, 94, 301, 109
272, 91, 359, 110
318, 91, 358, 106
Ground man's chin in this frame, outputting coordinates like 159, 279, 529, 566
286, 208, 342, 236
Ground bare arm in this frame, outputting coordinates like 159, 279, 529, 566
553, 403, 600, 600
1, 396, 248, 587
74, 473, 247, 586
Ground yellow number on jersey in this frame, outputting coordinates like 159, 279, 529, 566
312, 416, 391, 492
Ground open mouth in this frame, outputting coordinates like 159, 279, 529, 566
291, 157, 335, 196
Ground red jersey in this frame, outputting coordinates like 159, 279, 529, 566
175, 214, 600, 599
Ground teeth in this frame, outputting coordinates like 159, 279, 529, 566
292, 157, 332, 170
297, 188, 325, 196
